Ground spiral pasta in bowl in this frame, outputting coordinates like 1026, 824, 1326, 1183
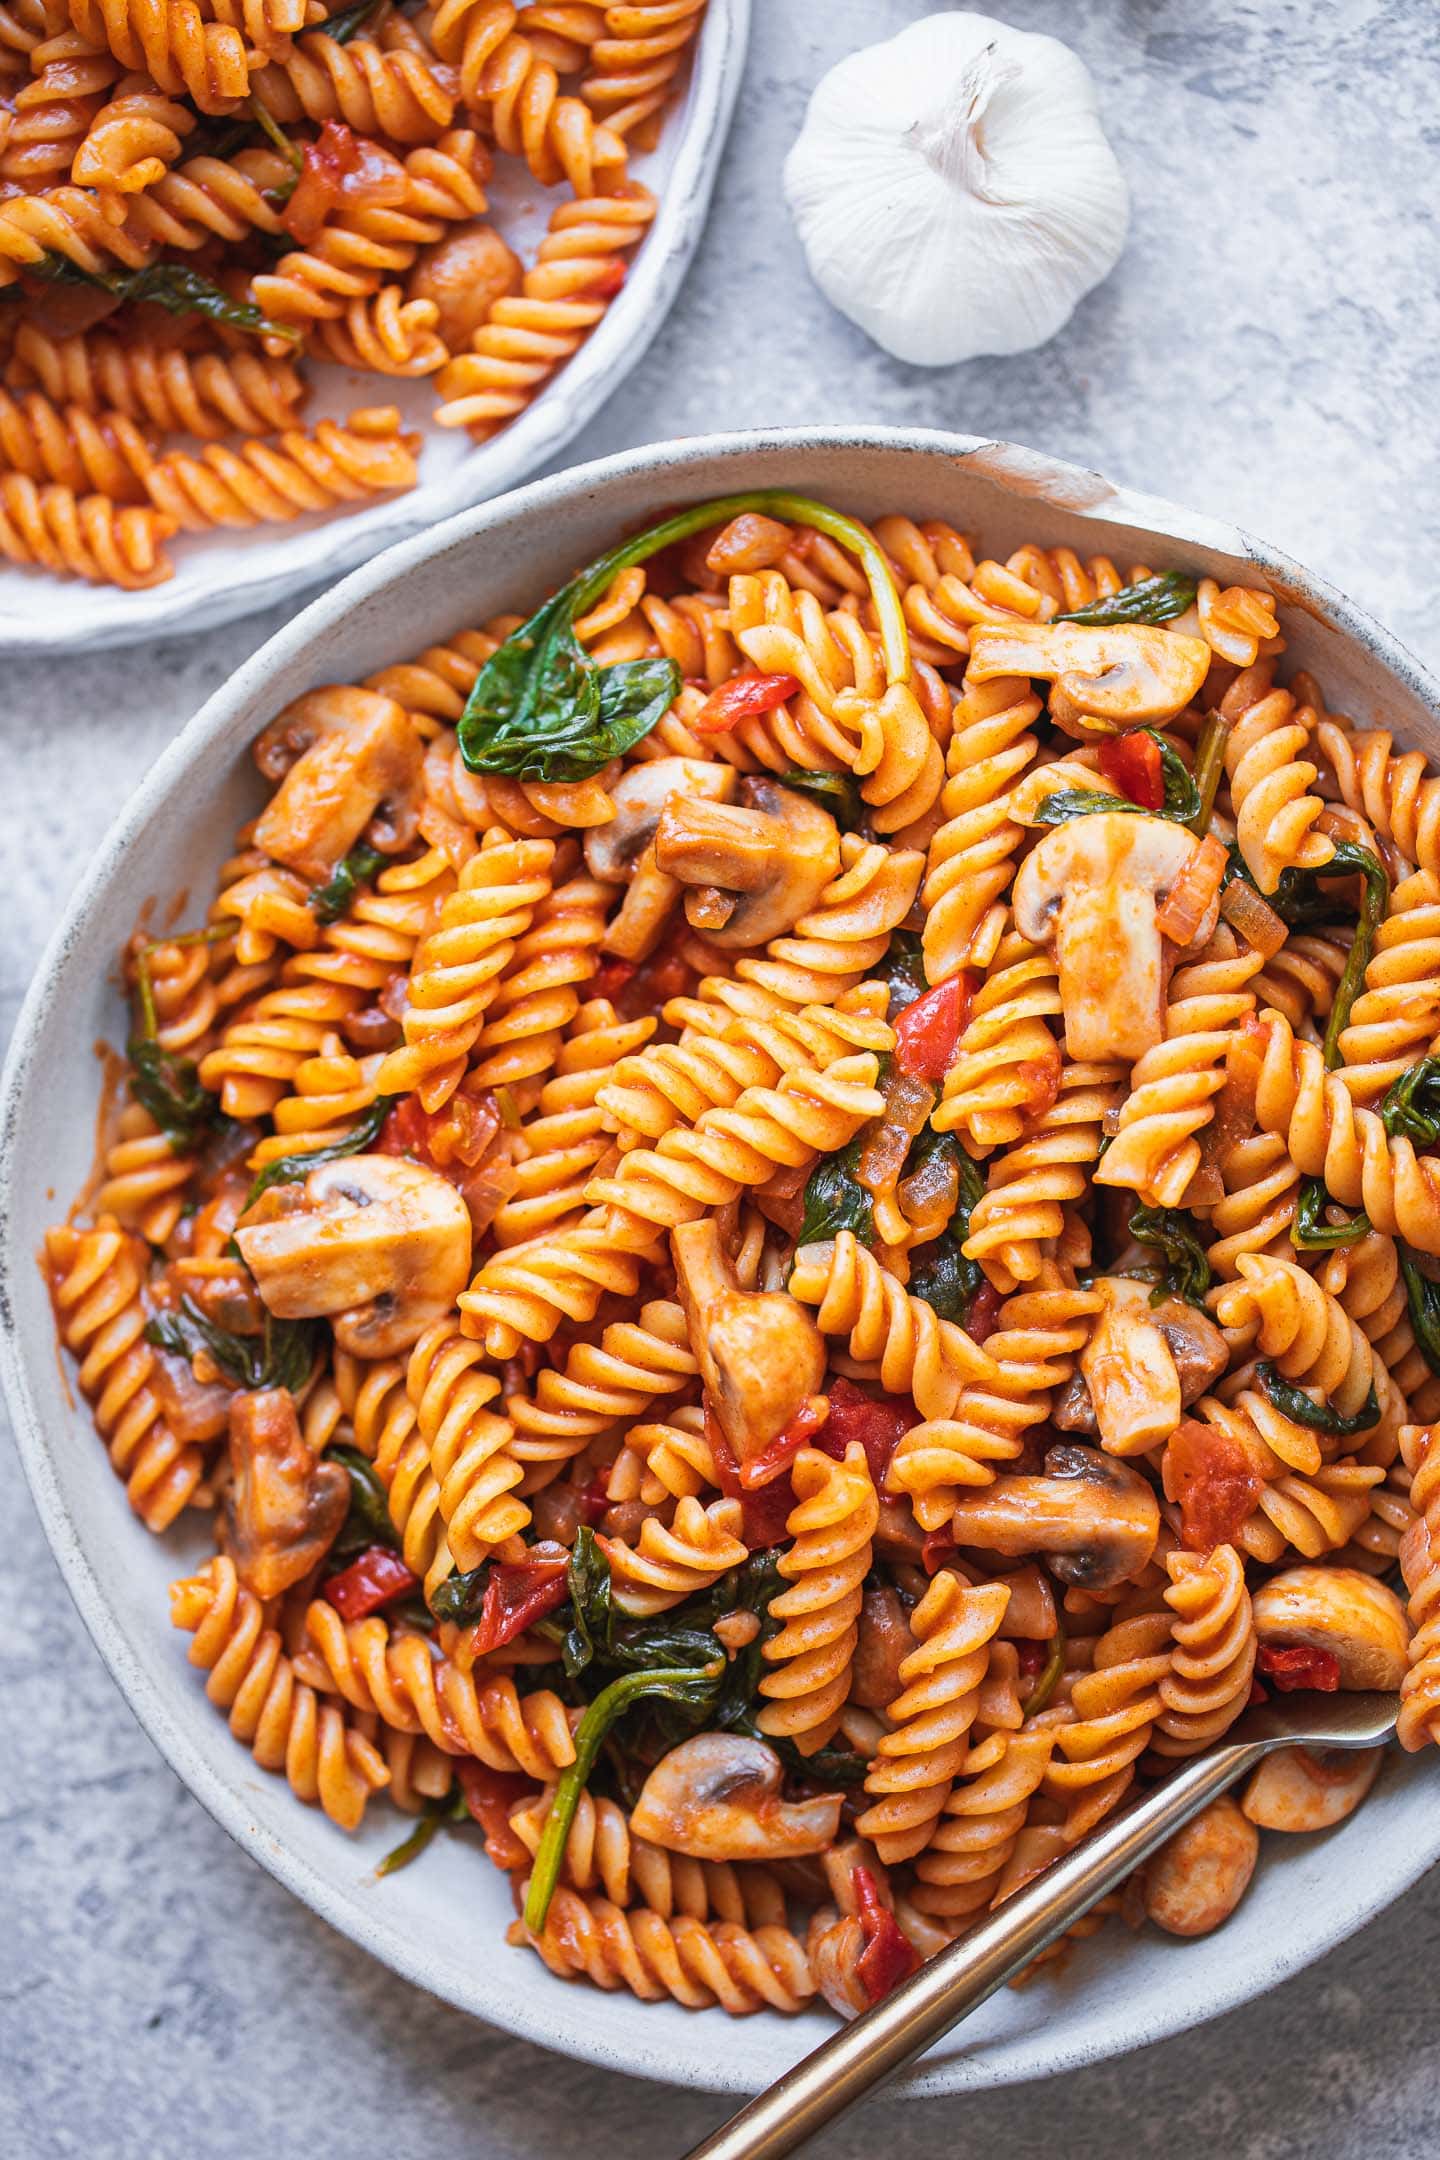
0, 0, 745, 648
5, 429, 1439, 2094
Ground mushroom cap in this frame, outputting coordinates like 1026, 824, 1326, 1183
1251, 1565, 1411, 1692
1013, 812, 1210, 946
1014, 812, 1220, 1062
629, 1732, 843, 1860
1040, 1442, 1161, 1589
1142, 1796, 1259, 1938
654, 776, 840, 949
236, 1152, 471, 1358
583, 758, 734, 883
670, 1219, 826, 1460
1241, 1743, 1384, 1833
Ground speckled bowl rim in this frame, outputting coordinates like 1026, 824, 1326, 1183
4, 426, 1439, 2096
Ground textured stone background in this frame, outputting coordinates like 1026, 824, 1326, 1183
4, 3, 1440, 2154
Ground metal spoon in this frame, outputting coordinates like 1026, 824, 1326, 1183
683, 1690, 1398, 2160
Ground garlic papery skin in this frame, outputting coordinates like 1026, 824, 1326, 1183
783, 12, 1129, 368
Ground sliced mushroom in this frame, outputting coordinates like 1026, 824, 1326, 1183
585, 758, 735, 883
629, 1733, 843, 1861
235, 1153, 471, 1359
1251, 1566, 1410, 1691
1013, 813, 1223, 1062
654, 775, 841, 948
947, 1443, 1159, 1591
223, 1387, 349, 1600
1050, 1368, 1099, 1435
586, 759, 736, 961
253, 687, 423, 880
966, 620, 1211, 727
671, 1218, 825, 1462
1142, 1796, 1259, 1937
1080, 1276, 1182, 1456
850, 1583, 913, 1712
1242, 1744, 1383, 1832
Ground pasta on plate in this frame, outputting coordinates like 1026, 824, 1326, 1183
0, 0, 707, 587
46, 491, 1440, 2020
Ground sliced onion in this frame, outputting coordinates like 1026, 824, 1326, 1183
1219, 873, 1287, 958
1156, 832, 1227, 946
859, 1070, 935, 1195
897, 1149, 958, 1238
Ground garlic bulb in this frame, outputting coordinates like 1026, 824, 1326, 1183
784, 12, 1129, 368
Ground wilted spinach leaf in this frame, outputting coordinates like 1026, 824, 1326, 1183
127, 1037, 219, 1152
1055, 572, 1197, 626
1291, 1177, 1370, 1250
874, 928, 928, 1016
1380, 1057, 1440, 1146
146, 1295, 319, 1394
327, 1445, 400, 1558
795, 1135, 874, 1249
308, 842, 386, 925
1254, 1361, 1380, 1436
778, 767, 864, 830
1129, 1205, 1213, 1307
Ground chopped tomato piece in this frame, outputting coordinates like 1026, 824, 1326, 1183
851, 1864, 917, 2004
470, 1547, 570, 1656
1247, 1676, 1269, 1707
706, 1400, 795, 1545
1098, 730, 1164, 810
455, 1760, 535, 1869
324, 1546, 420, 1621
380, 1090, 501, 1172
1257, 1643, 1341, 1693
966, 1280, 1003, 1343
893, 974, 973, 1080
593, 934, 697, 1020
282, 120, 405, 245
814, 1377, 916, 1487
737, 1396, 831, 1489
692, 670, 801, 735
1015, 1639, 1049, 1676
1164, 1417, 1265, 1551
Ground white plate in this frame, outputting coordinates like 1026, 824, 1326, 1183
0, 0, 749, 652
4, 428, 1437, 2094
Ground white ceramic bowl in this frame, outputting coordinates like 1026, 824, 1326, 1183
4, 428, 1437, 2094
0, 0, 748, 654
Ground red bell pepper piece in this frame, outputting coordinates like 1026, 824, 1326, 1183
1257, 1643, 1341, 1693
813, 1377, 916, 1487
1098, 729, 1164, 810
1164, 1417, 1266, 1552
470, 1551, 570, 1656
324, 1546, 420, 1621
851, 1864, 917, 2004
455, 1760, 535, 1869
737, 1395, 831, 1488
893, 974, 972, 1080
692, 670, 801, 735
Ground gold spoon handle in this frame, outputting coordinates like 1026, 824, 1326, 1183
684, 1729, 1291, 2160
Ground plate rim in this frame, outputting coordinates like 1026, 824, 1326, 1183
0, 0, 751, 654
5, 421, 1439, 2094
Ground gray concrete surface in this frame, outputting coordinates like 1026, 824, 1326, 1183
3, 3, 1439, 2153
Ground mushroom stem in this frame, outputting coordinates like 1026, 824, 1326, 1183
655, 797, 786, 892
